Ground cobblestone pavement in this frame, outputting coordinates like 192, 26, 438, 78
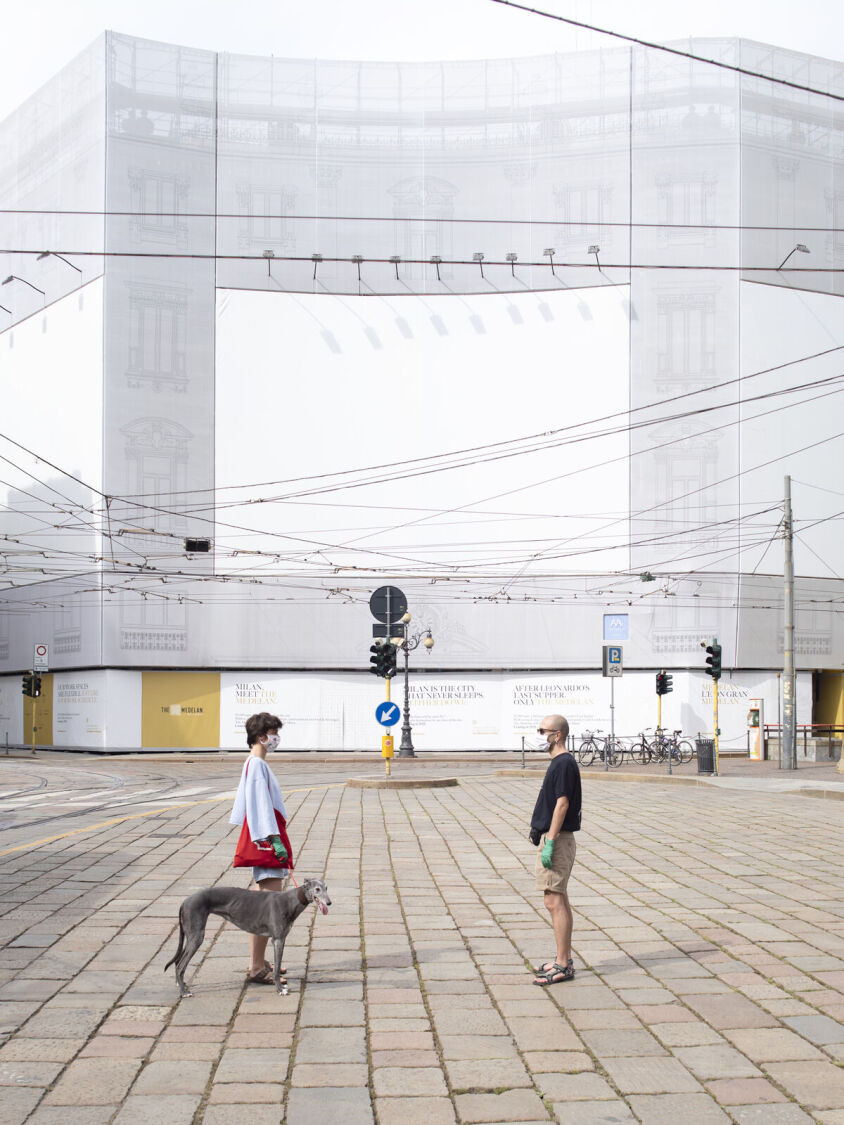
2, 756, 844, 1123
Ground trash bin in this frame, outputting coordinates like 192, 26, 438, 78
696, 738, 715, 774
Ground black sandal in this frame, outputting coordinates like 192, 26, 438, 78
533, 961, 575, 986
532, 957, 574, 975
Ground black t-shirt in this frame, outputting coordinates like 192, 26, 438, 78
531, 751, 582, 834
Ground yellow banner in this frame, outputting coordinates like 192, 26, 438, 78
142, 672, 220, 748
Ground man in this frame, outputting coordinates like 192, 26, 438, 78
529, 714, 581, 986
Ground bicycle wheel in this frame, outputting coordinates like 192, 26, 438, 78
578, 739, 595, 767
630, 739, 648, 765
606, 737, 623, 767
676, 740, 694, 764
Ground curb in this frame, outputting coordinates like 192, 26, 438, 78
345, 776, 459, 789
495, 767, 844, 798
787, 787, 844, 801
496, 768, 708, 786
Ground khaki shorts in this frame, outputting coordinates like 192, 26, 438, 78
535, 832, 576, 894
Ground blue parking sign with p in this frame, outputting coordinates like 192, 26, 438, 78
602, 644, 623, 677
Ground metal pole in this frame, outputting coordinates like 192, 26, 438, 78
399, 640, 415, 757
783, 475, 796, 770
520, 735, 525, 769
384, 666, 391, 777
667, 688, 672, 776
777, 670, 782, 769
31, 696, 37, 756
607, 678, 614, 772
713, 679, 719, 776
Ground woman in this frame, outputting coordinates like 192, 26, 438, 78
229, 711, 293, 984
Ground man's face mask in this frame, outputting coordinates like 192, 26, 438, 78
526, 733, 552, 752
265, 733, 280, 751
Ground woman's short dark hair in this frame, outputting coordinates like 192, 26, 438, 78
245, 712, 283, 747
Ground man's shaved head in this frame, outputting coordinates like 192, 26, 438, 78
541, 715, 569, 742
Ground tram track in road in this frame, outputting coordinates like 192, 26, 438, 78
0, 755, 499, 845
0, 759, 220, 835
0, 759, 352, 838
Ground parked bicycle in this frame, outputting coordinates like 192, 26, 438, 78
630, 727, 694, 765
578, 729, 623, 767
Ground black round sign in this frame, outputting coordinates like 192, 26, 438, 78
369, 585, 408, 624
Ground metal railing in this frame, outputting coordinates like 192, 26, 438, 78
763, 723, 844, 764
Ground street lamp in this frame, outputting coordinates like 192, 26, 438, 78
2, 275, 45, 299
777, 243, 810, 270
391, 612, 435, 758
37, 251, 82, 274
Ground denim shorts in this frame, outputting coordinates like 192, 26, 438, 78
252, 866, 289, 884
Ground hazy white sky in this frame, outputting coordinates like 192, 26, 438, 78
2, 0, 843, 121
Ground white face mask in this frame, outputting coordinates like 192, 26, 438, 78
526, 733, 551, 752
264, 733, 280, 751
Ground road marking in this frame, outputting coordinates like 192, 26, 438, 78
0, 781, 349, 857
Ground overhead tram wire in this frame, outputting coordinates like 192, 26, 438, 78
1, 246, 843, 275
3, 210, 844, 238
289, 373, 844, 511
335, 381, 844, 552
487, 0, 844, 104
90, 343, 844, 507
2, 384, 841, 579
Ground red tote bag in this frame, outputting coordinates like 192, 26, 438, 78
232, 760, 294, 870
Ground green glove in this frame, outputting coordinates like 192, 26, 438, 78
268, 834, 288, 862
541, 838, 554, 869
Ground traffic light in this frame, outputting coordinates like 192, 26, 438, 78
656, 670, 673, 696
369, 642, 397, 678
32, 675, 42, 698
382, 642, 397, 678
705, 643, 722, 681
22, 672, 33, 697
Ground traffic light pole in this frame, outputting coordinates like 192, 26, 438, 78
713, 679, 719, 776
31, 696, 37, 757
384, 673, 391, 778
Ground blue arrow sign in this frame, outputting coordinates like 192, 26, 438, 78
375, 701, 401, 727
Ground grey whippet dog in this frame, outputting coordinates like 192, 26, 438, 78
165, 877, 331, 997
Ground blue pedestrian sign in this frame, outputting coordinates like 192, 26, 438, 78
375, 701, 401, 727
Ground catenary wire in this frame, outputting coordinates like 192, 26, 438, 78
487, 0, 844, 104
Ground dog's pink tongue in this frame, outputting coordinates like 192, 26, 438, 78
317, 900, 328, 915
